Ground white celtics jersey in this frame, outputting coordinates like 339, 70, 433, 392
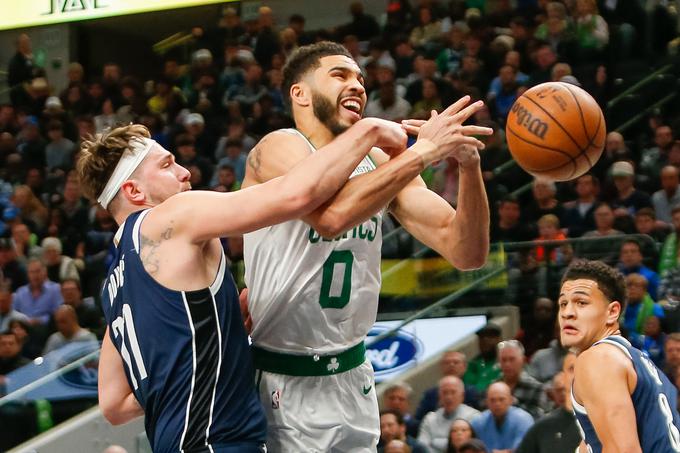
244, 128, 383, 355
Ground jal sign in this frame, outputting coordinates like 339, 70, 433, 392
0, 0, 233, 31
366, 315, 487, 382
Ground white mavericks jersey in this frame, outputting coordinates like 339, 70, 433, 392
244, 128, 384, 355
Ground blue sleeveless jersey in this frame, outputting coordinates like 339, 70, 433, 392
572, 335, 680, 452
101, 210, 266, 452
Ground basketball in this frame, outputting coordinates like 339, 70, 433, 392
505, 81, 606, 181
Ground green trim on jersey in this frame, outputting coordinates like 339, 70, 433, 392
252, 342, 366, 376
366, 153, 377, 170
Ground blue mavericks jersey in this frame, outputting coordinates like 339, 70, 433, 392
572, 335, 680, 452
101, 210, 266, 452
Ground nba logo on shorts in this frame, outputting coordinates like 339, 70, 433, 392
271, 389, 281, 409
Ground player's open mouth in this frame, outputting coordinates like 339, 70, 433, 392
340, 98, 362, 120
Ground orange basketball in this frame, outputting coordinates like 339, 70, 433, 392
505, 81, 605, 181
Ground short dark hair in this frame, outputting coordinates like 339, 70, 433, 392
379, 409, 404, 426
499, 194, 519, 207
620, 238, 642, 252
61, 278, 81, 291
636, 207, 656, 220
175, 133, 195, 148
282, 41, 353, 106
561, 259, 627, 311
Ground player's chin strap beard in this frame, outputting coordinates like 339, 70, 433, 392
98, 138, 155, 209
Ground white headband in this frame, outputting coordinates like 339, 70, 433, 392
97, 137, 155, 209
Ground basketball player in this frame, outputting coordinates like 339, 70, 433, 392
242, 41, 492, 450
559, 259, 680, 452
78, 119, 410, 452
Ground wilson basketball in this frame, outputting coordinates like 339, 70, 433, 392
505, 81, 605, 181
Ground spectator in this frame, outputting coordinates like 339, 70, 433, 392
487, 65, 520, 124
338, 1, 381, 41
623, 273, 664, 338
384, 439, 411, 453
364, 80, 412, 122
638, 316, 665, 368
45, 120, 76, 174
379, 410, 428, 453
496, 340, 548, 419
416, 351, 481, 422
0, 238, 28, 292
470, 382, 534, 451
418, 376, 480, 452
608, 161, 652, 222
456, 439, 487, 453
11, 223, 40, 266
652, 166, 680, 224
525, 178, 564, 224
640, 125, 674, 187
224, 62, 268, 114
659, 205, 680, 277
618, 239, 660, 300
42, 305, 96, 355
562, 174, 599, 237
573, 0, 609, 53
445, 419, 477, 453
8, 319, 41, 359
253, 6, 282, 70
516, 354, 581, 453
12, 185, 48, 233
383, 382, 419, 438
634, 207, 670, 245
0, 286, 28, 332
534, 214, 572, 267
7, 33, 35, 88
490, 196, 535, 243
60, 278, 103, 339
577, 202, 623, 264
409, 6, 442, 48
528, 44, 557, 87
410, 78, 443, 119
592, 132, 634, 182
12, 258, 63, 326
436, 22, 468, 76
174, 133, 213, 188
465, 323, 502, 393
94, 98, 118, 134
211, 164, 240, 192
0, 331, 29, 375
41, 237, 80, 283
518, 297, 557, 359
663, 333, 680, 380
215, 138, 247, 184
528, 334, 567, 384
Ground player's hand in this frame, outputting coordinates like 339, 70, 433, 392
414, 97, 493, 166
239, 288, 253, 334
360, 117, 408, 157
400, 118, 426, 136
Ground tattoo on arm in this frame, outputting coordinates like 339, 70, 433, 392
139, 224, 173, 275
248, 146, 262, 177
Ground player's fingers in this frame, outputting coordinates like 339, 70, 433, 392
459, 126, 494, 136
401, 124, 420, 135
441, 95, 471, 116
450, 100, 485, 123
401, 119, 427, 127
456, 136, 485, 150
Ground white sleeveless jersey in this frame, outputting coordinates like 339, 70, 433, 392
244, 128, 383, 355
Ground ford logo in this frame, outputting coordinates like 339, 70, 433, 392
56, 343, 100, 390
366, 326, 423, 379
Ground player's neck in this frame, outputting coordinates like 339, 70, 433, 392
295, 115, 335, 149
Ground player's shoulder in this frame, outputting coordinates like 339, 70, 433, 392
577, 339, 635, 377
255, 129, 309, 154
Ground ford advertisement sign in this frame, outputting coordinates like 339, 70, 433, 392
366, 316, 487, 382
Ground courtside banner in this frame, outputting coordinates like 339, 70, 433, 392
0, 0, 235, 31
366, 315, 486, 382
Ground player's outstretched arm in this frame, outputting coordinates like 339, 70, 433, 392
574, 345, 641, 453
98, 328, 144, 425
152, 118, 404, 242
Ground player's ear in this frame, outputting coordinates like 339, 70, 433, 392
290, 81, 311, 108
606, 301, 622, 326
119, 180, 146, 205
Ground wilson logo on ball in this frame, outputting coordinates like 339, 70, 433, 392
511, 102, 549, 140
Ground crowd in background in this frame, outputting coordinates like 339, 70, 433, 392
1, 0, 680, 451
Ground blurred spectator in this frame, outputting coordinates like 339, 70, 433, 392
663, 333, 680, 380
253, 6, 282, 70
445, 419, 478, 453
60, 278, 103, 339
0, 331, 29, 375
8, 318, 41, 359
13, 258, 63, 326
0, 238, 28, 292
640, 125, 674, 187
410, 6, 442, 48
592, 131, 634, 182
94, 98, 118, 134
516, 354, 581, 453
12, 185, 48, 233
456, 439, 487, 453
418, 376, 480, 453
534, 214, 572, 267
365, 80, 412, 122
7, 34, 35, 88
464, 323, 502, 393
562, 174, 599, 238
638, 315, 665, 368
379, 410, 428, 453
608, 161, 652, 221
525, 178, 564, 225
383, 439, 411, 453
436, 22, 468, 76
623, 273, 664, 338
42, 305, 96, 355
416, 351, 481, 422
16, 114, 46, 169
383, 382, 419, 438
573, 0, 609, 54
490, 195, 535, 243
224, 63, 268, 114
528, 333, 567, 383
618, 240, 660, 300
45, 119, 76, 174
496, 339, 548, 419
211, 164, 240, 192
528, 44, 557, 87
518, 297, 557, 359
634, 207, 670, 246
410, 78, 443, 119
0, 286, 28, 332
470, 382, 534, 451
659, 205, 680, 277
338, 2, 381, 41
41, 237, 80, 283
487, 64, 520, 124
174, 133, 213, 188
652, 166, 680, 224
577, 202, 623, 264
215, 138, 247, 184
11, 222, 39, 266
